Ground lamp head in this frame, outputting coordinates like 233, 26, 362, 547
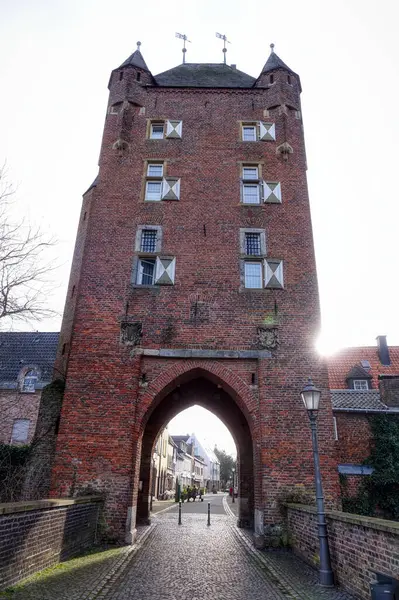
300, 378, 321, 412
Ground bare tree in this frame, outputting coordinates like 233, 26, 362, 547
0, 164, 57, 327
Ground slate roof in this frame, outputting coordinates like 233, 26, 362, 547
261, 51, 296, 75
0, 332, 59, 386
331, 390, 388, 411
119, 48, 150, 71
154, 63, 256, 88
327, 346, 399, 389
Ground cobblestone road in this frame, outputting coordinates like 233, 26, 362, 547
2, 495, 355, 600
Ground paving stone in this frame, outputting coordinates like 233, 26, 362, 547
2, 495, 356, 600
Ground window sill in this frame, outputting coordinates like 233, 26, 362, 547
240, 203, 262, 207
131, 284, 160, 289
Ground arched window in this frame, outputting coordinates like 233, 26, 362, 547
22, 369, 38, 393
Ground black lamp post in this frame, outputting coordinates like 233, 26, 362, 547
300, 378, 334, 587
232, 468, 235, 503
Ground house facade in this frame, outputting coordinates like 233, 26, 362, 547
328, 335, 399, 495
0, 333, 58, 446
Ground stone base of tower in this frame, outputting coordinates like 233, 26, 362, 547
49, 356, 340, 546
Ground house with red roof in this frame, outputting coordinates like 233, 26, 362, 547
327, 335, 399, 495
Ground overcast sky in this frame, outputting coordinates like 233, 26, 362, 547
1, 0, 398, 456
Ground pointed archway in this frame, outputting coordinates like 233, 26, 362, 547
134, 368, 255, 532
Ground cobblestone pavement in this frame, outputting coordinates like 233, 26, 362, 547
2, 495, 355, 600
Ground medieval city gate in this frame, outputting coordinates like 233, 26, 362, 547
136, 365, 255, 531
48, 44, 340, 545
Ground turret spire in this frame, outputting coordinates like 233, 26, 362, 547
261, 44, 295, 75
118, 42, 150, 71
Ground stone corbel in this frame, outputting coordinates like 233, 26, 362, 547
276, 142, 293, 161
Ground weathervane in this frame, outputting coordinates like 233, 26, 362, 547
175, 33, 191, 64
216, 32, 231, 64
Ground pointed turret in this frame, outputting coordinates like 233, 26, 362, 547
261, 48, 295, 76
119, 43, 150, 72
255, 44, 301, 91
108, 42, 154, 91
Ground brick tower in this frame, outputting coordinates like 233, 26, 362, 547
51, 43, 339, 544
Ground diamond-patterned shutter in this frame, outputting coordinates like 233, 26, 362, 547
259, 121, 276, 141
161, 178, 180, 200
264, 259, 284, 289
155, 257, 176, 285
166, 120, 183, 139
263, 181, 282, 203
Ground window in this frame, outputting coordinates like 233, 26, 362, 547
137, 258, 156, 285
245, 232, 261, 256
242, 165, 261, 204
242, 125, 257, 142
242, 166, 259, 180
241, 121, 276, 142
145, 163, 163, 201
353, 380, 369, 391
22, 369, 37, 393
145, 182, 162, 201
147, 163, 163, 178
244, 263, 263, 288
243, 184, 260, 204
141, 229, 157, 253
11, 419, 30, 444
145, 162, 180, 202
150, 123, 164, 139
134, 225, 176, 286
149, 120, 183, 139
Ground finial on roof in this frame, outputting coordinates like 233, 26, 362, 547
270, 43, 275, 53
137, 41, 141, 50
216, 32, 231, 65
176, 32, 191, 64
118, 43, 150, 72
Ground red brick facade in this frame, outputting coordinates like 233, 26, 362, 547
50, 48, 339, 543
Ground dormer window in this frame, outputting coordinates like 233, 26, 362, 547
353, 380, 369, 391
22, 369, 38, 393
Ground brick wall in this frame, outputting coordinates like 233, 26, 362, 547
286, 503, 399, 599
335, 413, 373, 465
0, 496, 102, 590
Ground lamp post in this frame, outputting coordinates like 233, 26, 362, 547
232, 468, 235, 503
300, 378, 334, 587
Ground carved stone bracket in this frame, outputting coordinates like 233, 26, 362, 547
276, 142, 293, 161
257, 326, 279, 350
121, 321, 142, 346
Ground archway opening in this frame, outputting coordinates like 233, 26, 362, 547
136, 371, 254, 530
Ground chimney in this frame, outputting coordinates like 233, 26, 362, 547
231, 64, 237, 70
376, 335, 391, 366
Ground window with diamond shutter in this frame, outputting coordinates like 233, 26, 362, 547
259, 121, 276, 141
263, 181, 282, 203
166, 120, 183, 139
155, 257, 176, 285
264, 259, 284, 288
161, 178, 180, 200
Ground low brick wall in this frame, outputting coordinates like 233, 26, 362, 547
0, 496, 102, 590
286, 503, 399, 599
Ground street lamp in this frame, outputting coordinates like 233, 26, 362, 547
300, 378, 334, 587
232, 468, 235, 503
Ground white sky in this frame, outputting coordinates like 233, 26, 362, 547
1, 0, 398, 455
